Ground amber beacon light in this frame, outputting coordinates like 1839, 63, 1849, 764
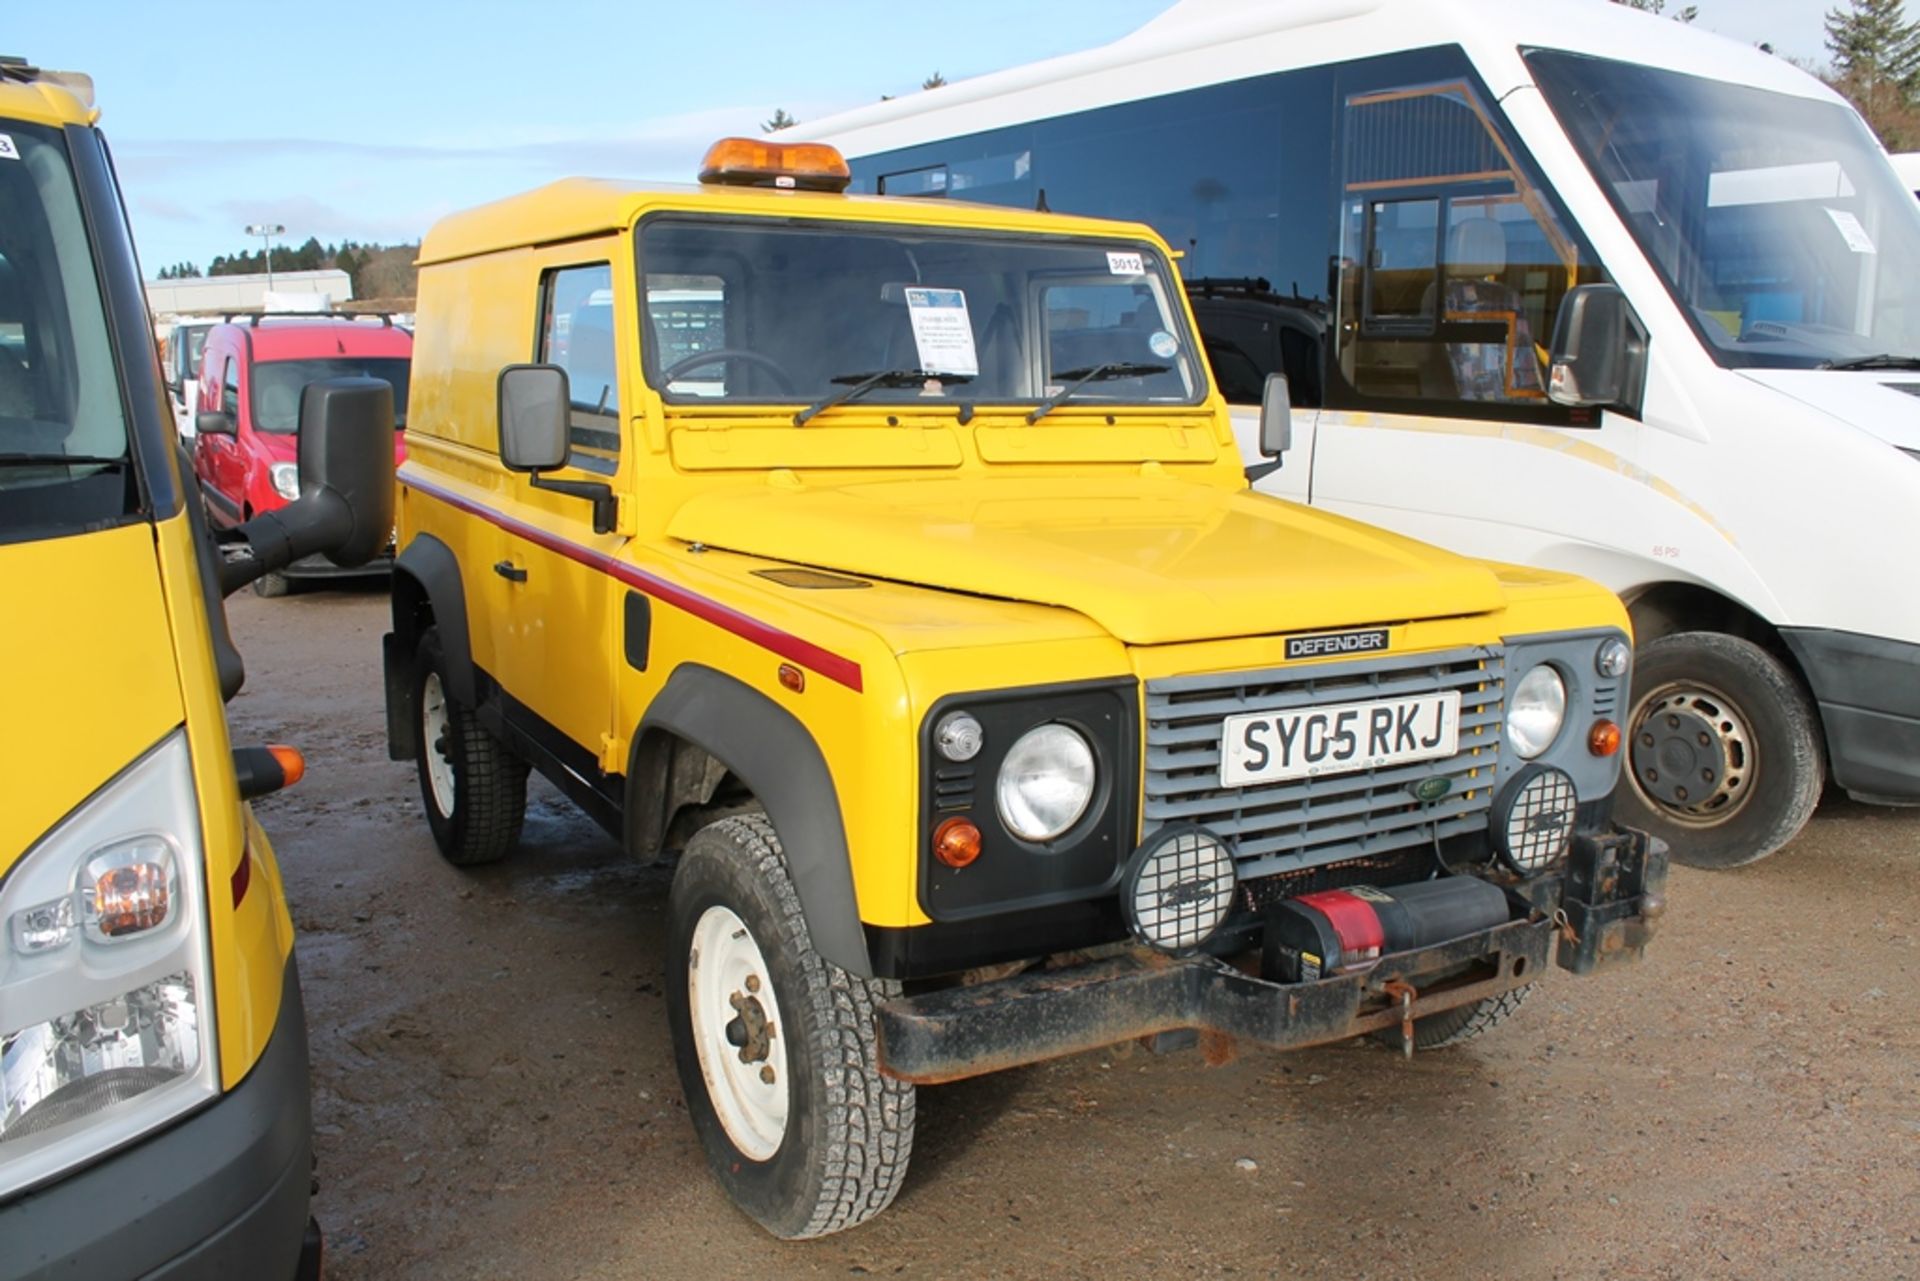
698, 137, 852, 192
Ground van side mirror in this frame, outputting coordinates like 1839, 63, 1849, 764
196, 409, 235, 436
1548, 284, 1648, 415
497, 363, 616, 534
498, 364, 571, 472
219, 377, 396, 594
1246, 371, 1291, 483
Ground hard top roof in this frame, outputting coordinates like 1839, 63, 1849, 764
215, 315, 413, 361
802, 0, 1842, 158
416, 177, 1171, 266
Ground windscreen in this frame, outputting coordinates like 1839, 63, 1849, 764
637, 217, 1204, 410
1531, 50, 1920, 368
0, 120, 133, 536
250, 357, 411, 432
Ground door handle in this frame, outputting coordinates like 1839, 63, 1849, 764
493, 560, 528, 583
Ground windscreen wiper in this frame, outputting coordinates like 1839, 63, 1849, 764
1819, 354, 1920, 371
1025, 363, 1171, 424
0, 452, 127, 468
793, 369, 973, 426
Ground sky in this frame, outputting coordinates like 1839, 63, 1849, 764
11, 0, 1839, 277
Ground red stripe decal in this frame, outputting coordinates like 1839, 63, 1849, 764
403, 475, 864, 693
231, 847, 253, 909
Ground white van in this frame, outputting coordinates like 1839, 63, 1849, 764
804, 0, 1920, 869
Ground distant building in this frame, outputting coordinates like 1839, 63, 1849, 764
144, 269, 352, 323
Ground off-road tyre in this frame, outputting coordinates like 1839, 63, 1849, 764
251, 569, 291, 598
1370, 985, 1533, 1052
1614, 632, 1823, 870
667, 814, 915, 1239
412, 627, 527, 866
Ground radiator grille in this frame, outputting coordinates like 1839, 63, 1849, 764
1144, 646, 1505, 880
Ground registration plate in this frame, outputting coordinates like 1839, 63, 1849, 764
1220, 691, 1462, 787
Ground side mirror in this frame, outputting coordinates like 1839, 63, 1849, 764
219, 377, 396, 593
496, 362, 616, 534
498, 364, 571, 472
1548, 284, 1648, 415
196, 409, 235, 436
1259, 372, 1292, 458
1246, 372, 1291, 483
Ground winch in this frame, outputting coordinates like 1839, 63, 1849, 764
1261, 877, 1512, 982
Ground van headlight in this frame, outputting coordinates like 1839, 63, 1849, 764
269, 462, 300, 500
996, 724, 1097, 842
0, 731, 218, 1200
1505, 664, 1567, 760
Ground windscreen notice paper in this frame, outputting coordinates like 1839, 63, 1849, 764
1826, 207, 1877, 255
904, 287, 979, 376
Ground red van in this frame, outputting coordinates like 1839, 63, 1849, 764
193, 314, 410, 594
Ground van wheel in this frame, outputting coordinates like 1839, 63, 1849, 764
251, 569, 291, 598
413, 628, 527, 865
1615, 632, 1823, 869
1370, 986, 1532, 1052
668, 814, 915, 1239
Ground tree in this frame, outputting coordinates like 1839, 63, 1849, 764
1823, 0, 1920, 145
1610, 0, 1698, 20
762, 108, 797, 133
922, 71, 947, 89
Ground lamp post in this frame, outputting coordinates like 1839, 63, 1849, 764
245, 222, 286, 294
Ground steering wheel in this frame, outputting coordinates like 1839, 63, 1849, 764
660, 349, 796, 394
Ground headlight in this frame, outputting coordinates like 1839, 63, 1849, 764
269, 461, 300, 500
1506, 664, 1567, 760
995, 724, 1096, 842
0, 732, 218, 1200
1596, 637, 1631, 679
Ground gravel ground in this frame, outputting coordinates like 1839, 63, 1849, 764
225, 585, 1920, 1281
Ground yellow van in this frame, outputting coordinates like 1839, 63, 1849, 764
0, 61, 393, 1278
387, 138, 1667, 1239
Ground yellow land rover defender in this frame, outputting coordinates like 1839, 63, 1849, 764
0, 60, 394, 1278
385, 138, 1667, 1239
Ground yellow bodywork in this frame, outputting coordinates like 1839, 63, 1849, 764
404, 176, 1630, 934
1, 507, 296, 1089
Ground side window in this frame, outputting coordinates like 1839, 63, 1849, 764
1331, 56, 1606, 420
221, 356, 239, 418
538, 263, 619, 474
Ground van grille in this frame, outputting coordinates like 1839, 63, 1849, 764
1143, 646, 1505, 881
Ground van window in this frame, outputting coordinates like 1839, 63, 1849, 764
538, 264, 619, 473
1331, 55, 1606, 418
250, 357, 411, 433
221, 357, 239, 417
0, 121, 133, 535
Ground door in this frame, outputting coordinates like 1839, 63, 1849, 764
483, 254, 628, 795
1305, 50, 1649, 577
197, 351, 248, 522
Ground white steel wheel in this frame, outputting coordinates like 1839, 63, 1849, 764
420, 670, 457, 818
686, 904, 790, 1161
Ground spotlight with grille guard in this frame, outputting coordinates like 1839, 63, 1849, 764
1122, 825, 1237, 953
1491, 765, 1577, 875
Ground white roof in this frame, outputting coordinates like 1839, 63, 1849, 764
1889, 152, 1920, 193
804, 0, 1843, 158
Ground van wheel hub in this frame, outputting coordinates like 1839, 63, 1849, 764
1629, 681, 1752, 823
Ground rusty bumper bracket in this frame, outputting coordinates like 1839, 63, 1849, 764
875, 918, 1553, 1085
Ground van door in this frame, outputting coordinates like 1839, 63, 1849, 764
1303, 50, 1648, 579
483, 254, 628, 817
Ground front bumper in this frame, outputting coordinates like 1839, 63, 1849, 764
1782, 628, 1920, 805
876, 826, 1666, 1085
0, 956, 316, 1281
